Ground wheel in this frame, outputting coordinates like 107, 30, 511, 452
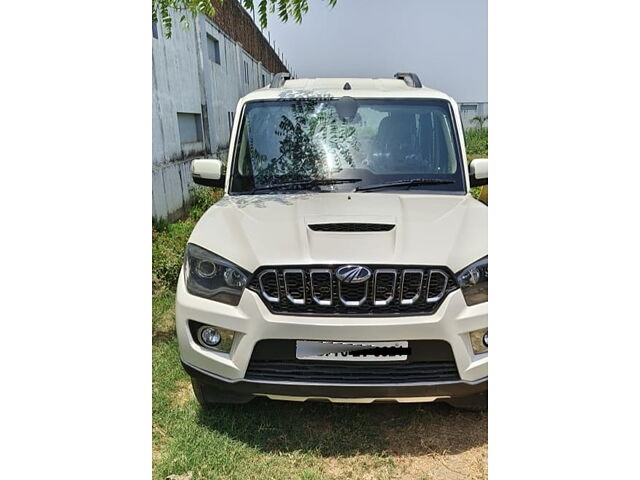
446, 391, 487, 411
191, 378, 254, 408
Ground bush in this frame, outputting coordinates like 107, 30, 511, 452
189, 186, 224, 221
465, 127, 488, 158
152, 186, 224, 294
152, 221, 194, 295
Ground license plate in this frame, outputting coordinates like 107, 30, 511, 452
295, 341, 409, 361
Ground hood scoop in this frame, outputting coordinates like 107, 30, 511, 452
308, 223, 395, 232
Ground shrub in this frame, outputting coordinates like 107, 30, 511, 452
189, 186, 224, 221
465, 127, 488, 158
152, 221, 195, 295
152, 186, 224, 294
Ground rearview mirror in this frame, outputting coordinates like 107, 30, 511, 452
191, 159, 225, 188
469, 158, 488, 187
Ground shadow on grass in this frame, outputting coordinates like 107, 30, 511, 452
196, 397, 486, 457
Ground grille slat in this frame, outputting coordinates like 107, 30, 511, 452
248, 265, 458, 316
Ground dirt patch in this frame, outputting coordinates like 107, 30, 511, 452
316, 405, 487, 480
172, 380, 194, 407
321, 447, 487, 480
165, 472, 192, 480
152, 424, 170, 475
153, 308, 175, 343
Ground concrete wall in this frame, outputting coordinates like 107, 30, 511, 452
152, 3, 287, 220
459, 102, 488, 130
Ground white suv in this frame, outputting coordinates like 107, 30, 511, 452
176, 73, 488, 409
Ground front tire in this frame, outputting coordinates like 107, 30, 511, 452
191, 378, 254, 408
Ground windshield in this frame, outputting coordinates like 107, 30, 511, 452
230, 98, 466, 194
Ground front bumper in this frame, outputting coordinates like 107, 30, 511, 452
183, 359, 487, 401
176, 269, 487, 399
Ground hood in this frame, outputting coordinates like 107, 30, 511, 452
189, 192, 487, 273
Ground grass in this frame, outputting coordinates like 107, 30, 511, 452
464, 127, 488, 159
153, 131, 489, 479
465, 127, 488, 202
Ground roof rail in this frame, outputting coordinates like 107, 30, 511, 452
394, 72, 422, 88
270, 72, 291, 88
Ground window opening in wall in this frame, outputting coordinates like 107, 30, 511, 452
177, 113, 203, 144
228, 111, 235, 134
207, 34, 221, 64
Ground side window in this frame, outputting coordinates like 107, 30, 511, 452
152, 20, 158, 39
207, 35, 221, 64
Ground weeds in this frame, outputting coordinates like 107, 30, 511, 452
152, 186, 223, 295
465, 127, 488, 158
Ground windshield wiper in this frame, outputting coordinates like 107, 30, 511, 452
354, 178, 455, 192
251, 178, 361, 193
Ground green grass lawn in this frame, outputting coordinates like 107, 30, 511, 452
152, 132, 488, 479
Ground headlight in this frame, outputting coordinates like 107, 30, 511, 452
184, 244, 249, 305
456, 256, 488, 306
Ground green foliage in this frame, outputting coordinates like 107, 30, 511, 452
189, 185, 224, 220
471, 115, 488, 129
152, 186, 223, 294
464, 127, 488, 158
152, 221, 194, 294
152, 0, 217, 38
464, 127, 488, 201
246, 0, 338, 29
153, 0, 337, 38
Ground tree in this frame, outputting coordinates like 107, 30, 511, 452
153, 0, 337, 38
471, 115, 488, 129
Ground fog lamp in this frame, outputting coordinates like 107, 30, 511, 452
199, 327, 221, 347
469, 328, 488, 355
194, 323, 236, 353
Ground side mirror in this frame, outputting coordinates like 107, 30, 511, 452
191, 159, 225, 188
469, 158, 488, 187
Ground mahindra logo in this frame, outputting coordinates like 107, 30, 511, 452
335, 265, 372, 284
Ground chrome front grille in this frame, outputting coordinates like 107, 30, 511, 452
248, 265, 458, 316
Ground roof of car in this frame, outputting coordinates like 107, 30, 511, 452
241, 77, 455, 102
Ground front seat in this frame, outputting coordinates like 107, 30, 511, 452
373, 113, 416, 167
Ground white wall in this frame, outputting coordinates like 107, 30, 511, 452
459, 102, 489, 130
152, 13, 205, 166
152, 11, 277, 220
202, 17, 273, 152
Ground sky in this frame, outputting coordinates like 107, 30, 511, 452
261, 0, 487, 102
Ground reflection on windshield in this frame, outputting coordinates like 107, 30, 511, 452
230, 98, 464, 194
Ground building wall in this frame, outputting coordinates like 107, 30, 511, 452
458, 102, 489, 130
152, 2, 287, 220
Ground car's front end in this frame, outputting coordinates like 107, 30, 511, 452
176, 79, 488, 408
